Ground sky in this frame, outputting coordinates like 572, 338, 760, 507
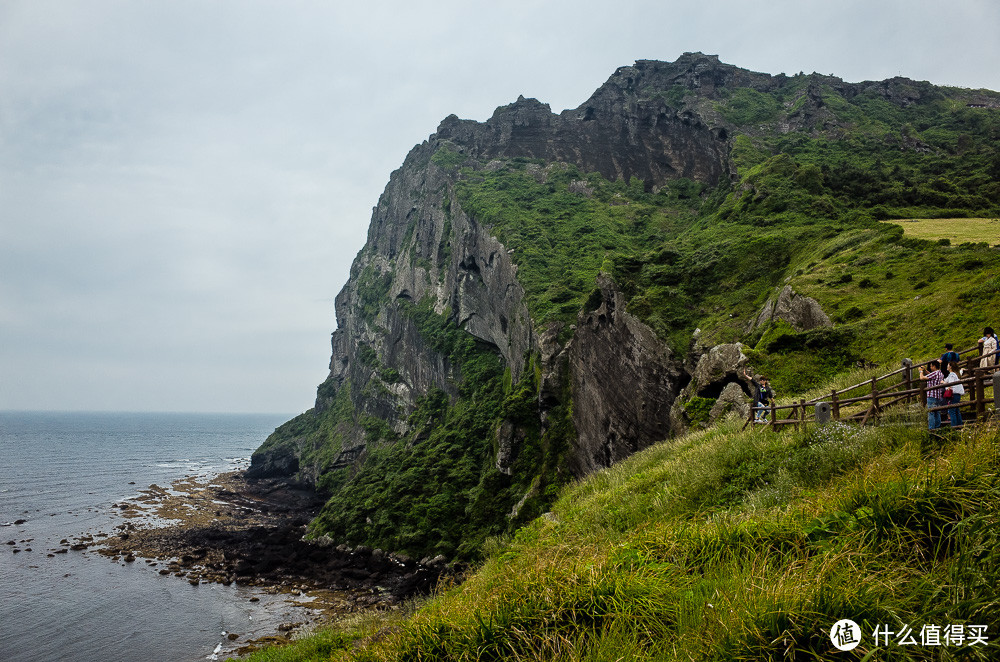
1, 0, 998, 414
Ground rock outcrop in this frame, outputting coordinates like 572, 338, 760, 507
567, 274, 685, 476
751, 285, 833, 332
669, 342, 751, 433
709, 382, 752, 423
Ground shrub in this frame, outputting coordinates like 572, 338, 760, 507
684, 397, 717, 427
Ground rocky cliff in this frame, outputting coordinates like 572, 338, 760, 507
251, 54, 747, 487
248, 52, 1000, 559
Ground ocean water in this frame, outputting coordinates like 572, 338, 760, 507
0, 411, 306, 662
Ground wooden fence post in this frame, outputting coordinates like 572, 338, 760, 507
800, 398, 807, 432
871, 377, 879, 415
770, 401, 777, 431
901, 359, 913, 403
994, 371, 1000, 417
831, 390, 840, 421
976, 369, 986, 420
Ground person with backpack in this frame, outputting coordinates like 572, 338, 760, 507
941, 343, 959, 367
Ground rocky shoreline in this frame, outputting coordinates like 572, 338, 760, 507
71, 471, 449, 655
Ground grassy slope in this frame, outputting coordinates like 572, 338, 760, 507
236, 409, 1000, 661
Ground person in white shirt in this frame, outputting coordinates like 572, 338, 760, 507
942, 361, 965, 427
979, 327, 997, 368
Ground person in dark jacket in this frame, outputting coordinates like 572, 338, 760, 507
742, 368, 775, 423
941, 343, 959, 367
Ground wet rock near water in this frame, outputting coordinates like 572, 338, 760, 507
88, 472, 450, 607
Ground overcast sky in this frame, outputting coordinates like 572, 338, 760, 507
2, 0, 998, 414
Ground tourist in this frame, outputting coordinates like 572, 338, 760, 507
941, 343, 959, 367
919, 360, 944, 430
940, 360, 953, 425
742, 368, 775, 423
979, 327, 997, 368
942, 361, 964, 427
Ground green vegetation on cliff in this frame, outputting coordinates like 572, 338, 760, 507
451, 151, 1000, 395
258, 299, 572, 560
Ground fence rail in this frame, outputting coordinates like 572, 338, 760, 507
742, 346, 1000, 432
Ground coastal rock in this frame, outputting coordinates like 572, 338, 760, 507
246, 448, 299, 482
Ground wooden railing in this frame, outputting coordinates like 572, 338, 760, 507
742, 345, 1000, 431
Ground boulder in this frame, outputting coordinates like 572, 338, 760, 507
752, 285, 832, 332
669, 342, 750, 434
709, 382, 751, 422
692, 343, 748, 391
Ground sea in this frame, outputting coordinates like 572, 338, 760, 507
0, 411, 311, 662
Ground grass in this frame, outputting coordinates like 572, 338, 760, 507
886, 218, 1000, 245
233, 417, 1000, 661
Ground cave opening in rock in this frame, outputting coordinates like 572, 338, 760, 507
697, 374, 749, 400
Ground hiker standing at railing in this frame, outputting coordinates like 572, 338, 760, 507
918, 360, 944, 430
979, 327, 997, 368
742, 368, 775, 423
942, 361, 964, 427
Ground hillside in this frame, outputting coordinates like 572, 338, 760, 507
237, 413, 1000, 661
248, 52, 1000, 566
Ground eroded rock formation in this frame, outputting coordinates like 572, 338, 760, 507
751, 285, 833, 332
567, 274, 685, 476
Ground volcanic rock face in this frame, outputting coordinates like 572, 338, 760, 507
324, 147, 535, 423
251, 57, 752, 488
434, 55, 738, 189
567, 275, 685, 475
254, 51, 938, 545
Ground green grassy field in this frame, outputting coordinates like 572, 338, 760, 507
886, 218, 1000, 245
